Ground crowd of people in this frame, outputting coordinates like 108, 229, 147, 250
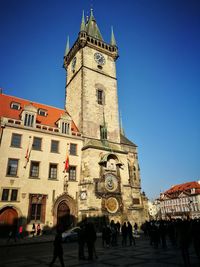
7, 222, 42, 242
141, 218, 200, 266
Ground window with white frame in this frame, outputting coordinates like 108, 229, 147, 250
10, 102, 21, 110
11, 133, 22, 148
49, 163, 57, 179
30, 161, 40, 178
51, 140, 59, 153
24, 113, 34, 127
69, 166, 76, 181
6, 158, 19, 176
61, 122, 70, 134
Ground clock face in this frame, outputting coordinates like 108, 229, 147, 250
105, 173, 118, 192
80, 191, 87, 200
106, 197, 119, 213
71, 57, 76, 71
94, 52, 105, 65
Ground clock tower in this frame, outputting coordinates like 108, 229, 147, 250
63, 9, 148, 225
64, 9, 120, 143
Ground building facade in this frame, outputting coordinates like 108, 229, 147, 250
159, 181, 200, 219
0, 10, 148, 234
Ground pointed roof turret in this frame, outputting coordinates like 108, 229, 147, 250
64, 36, 70, 56
86, 8, 103, 40
80, 10, 86, 31
110, 26, 117, 46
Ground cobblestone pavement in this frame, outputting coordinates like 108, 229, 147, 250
0, 234, 199, 266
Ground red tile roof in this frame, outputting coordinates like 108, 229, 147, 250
164, 181, 200, 195
0, 93, 79, 132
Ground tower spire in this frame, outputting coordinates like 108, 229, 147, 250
110, 26, 117, 46
80, 10, 85, 31
64, 36, 70, 56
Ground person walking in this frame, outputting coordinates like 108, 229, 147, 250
32, 223, 36, 237
37, 223, 41, 235
49, 228, 65, 267
127, 221, 135, 246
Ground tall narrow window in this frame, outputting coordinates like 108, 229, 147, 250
100, 125, 107, 140
97, 89, 103, 105
70, 143, 77, 155
69, 166, 76, 181
2, 189, 9, 201
28, 194, 46, 222
11, 133, 22, 148
24, 113, 34, 127
49, 164, 57, 179
32, 137, 42, 150
61, 122, 70, 134
30, 161, 40, 178
11, 189, 18, 201
51, 140, 59, 153
7, 159, 18, 176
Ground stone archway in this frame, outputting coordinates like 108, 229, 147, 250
0, 207, 18, 236
53, 193, 77, 230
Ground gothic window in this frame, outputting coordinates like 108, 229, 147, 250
49, 163, 57, 179
32, 137, 42, 150
70, 143, 77, 155
30, 161, 40, 178
24, 113, 34, 127
7, 158, 19, 176
11, 133, 21, 148
97, 89, 104, 105
69, 166, 76, 181
51, 140, 59, 153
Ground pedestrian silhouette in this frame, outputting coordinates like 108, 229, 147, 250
49, 228, 65, 267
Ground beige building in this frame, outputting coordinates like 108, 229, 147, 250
0, 9, 148, 234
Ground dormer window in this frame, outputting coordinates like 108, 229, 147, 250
24, 113, 34, 127
61, 122, 70, 134
57, 113, 72, 135
38, 109, 47, 116
11, 102, 20, 110
21, 104, 37, 128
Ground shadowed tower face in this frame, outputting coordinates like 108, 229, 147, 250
64, 9, 120, 143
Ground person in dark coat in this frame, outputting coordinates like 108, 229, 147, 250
127, 221, 135, 246
49, 228, 65, 267
121, 222, 128, 247
85, 222, 97, 260
78, 222, 86, 260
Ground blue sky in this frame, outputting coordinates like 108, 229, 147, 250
1, 0, 200, 200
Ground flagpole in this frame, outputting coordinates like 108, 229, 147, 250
24, 136, 32, 169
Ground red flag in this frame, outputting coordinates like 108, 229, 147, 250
64, 155, 69, 172
24, 136, 32, 168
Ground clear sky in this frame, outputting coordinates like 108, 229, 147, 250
1, 0, 200, 200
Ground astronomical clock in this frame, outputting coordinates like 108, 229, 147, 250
95, 154, 123, 215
